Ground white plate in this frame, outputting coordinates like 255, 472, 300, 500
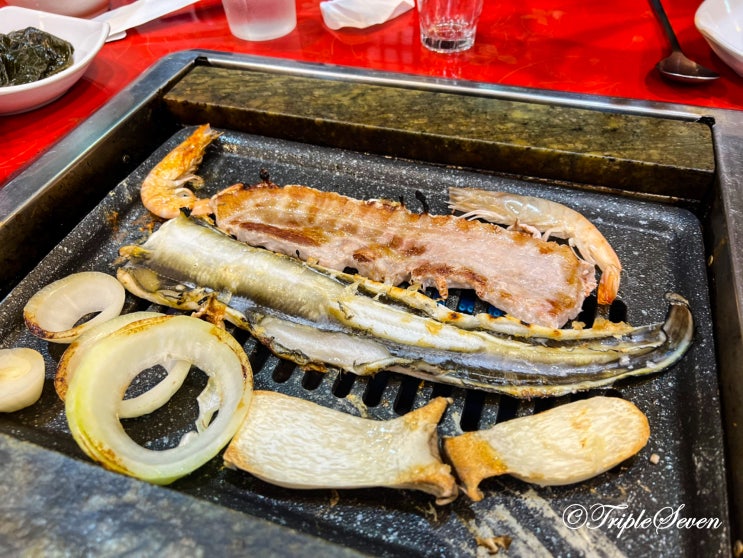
4, 0, 110, 19
695, 0, 743, 78
0, 7, 109, 115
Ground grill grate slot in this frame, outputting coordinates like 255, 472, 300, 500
271, 359, 296, 384
301, 369, 324, 391
575, 295, 627, 327
533, 395, 563, 413
430, 382, 454, 399
495, 395, 520, 423
331, 371, 356, 398
246, 343, 273, 376
575, 295, 597, 326
571, 387, 624, 401
361, 370, 391, 407
392, 375, 421, 415
609, 298, 628, 322
459, 389, 486, 431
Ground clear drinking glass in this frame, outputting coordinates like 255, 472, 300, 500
221, 0, 296, 42
417, 0, 484, 53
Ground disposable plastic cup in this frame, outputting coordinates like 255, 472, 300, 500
417, 0, 484, 53
221, 0, 296, 41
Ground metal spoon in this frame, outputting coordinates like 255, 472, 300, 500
650, 0, 720, 83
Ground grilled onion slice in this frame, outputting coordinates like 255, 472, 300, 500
444, 397, 649, 501
0, 348, 45, 413
224, 391, 458, 504
55, 311, 190, 419
24, 271, 126, 344
65, 314, 253, 484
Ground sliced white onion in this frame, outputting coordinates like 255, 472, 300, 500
118, 359, 191, 420
195, 377, 221, 433
24, 271, 126, 344
65, 314, 253, 484
56, 311, 191, 419
56, 311, 160, 400
0, 348, 45, 413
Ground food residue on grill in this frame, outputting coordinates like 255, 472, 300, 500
0, 27, 74, 86
476, 535, 512, 555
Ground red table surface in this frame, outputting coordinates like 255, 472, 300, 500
1, 0, 741, 188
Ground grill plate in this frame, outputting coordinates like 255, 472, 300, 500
0, 127, 729, 556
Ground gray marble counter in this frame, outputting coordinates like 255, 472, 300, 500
0, 435, 365, 557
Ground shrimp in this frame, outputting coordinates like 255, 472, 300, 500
140, 124, 221, 219
448, 187, 622, 305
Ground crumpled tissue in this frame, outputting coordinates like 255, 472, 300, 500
320, 0, 415, 30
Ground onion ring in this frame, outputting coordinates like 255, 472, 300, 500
0, 348, 45, 413
24, 271, 126, 344
56, 311, 191, 419
65, 314, 253, 484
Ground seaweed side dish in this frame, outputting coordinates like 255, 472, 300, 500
0, 27, 74, 87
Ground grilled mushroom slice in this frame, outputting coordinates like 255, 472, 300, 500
444, 396, 650, 501
223, 391, 458, 504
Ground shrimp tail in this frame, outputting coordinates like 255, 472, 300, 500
597, 265, 621, 306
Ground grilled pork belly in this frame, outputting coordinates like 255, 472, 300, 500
212, 183, 596, 328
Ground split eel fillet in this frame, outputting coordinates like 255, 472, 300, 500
117, 215, 694, 397
223, 391, 457, 504
212, 182, 596, 329
444, 397, 650, 501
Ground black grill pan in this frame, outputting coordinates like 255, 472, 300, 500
0, 127, 730, 556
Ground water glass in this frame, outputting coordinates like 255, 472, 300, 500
222, 0, 296, 41
417, 0, 484, 53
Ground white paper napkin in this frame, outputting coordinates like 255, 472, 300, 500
95, 0, 201, 41
320, 0, 415, 30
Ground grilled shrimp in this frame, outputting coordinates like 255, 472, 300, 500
449, 187, 622, 306
140, 124, 220, 219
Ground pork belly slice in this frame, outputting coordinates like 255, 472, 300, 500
443, 396, 649, 501
212, 183, 596, 328
223, 391, 458, 504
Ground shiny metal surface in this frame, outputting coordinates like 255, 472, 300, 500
650, 0, 720, 83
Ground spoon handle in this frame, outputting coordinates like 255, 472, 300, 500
649, 0, 683, 52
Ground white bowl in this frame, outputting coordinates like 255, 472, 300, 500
4, 0, 110, 19
0, 6, 109, 115
695, 0, 743, 78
